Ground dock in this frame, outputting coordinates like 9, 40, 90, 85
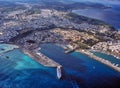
64, 45, 79, 54
65, 49, 74, 54
77, 49, 120, 72
22, 49, 62, 79
22, 49, 61, 67
0, 44, 62, 79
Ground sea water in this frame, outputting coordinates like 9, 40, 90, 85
73, 4, 120, 30
0, 44, 120, 88
91, 51, 120, 66
0, 49, 73, 88
40, 43, 120, 88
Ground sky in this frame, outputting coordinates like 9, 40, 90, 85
0, 0, 120, 6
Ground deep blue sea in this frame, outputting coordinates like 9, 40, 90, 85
61, 0, 120, 30
0, 44, 120, 88
40, 44, 120, 88
73, 4, 120, 30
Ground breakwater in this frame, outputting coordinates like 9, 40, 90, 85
76, 49, 120, 72
22, 48, 62, 79
22, 49, 61, 67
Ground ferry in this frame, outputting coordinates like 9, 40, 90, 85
57, 66, 62, 79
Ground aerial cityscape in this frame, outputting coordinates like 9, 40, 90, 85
0, 0, 120, 88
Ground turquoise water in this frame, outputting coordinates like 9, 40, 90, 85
0, 44, 120, 88
0, 49, 73, 88
0, 44, 18, 54
91, 51, 120, 66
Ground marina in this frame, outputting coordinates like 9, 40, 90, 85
77, 50, 120, 72
0, 43, 120, 87
22, 48, 62, 79
40, 43, 120, 88
91, 51, 120, 66
0, 44, 72, 88
22, 49, 61, 67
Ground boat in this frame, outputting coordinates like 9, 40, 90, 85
64, 49, 74, 54
57, 66, 62, 79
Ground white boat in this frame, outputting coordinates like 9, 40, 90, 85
57, 66, 62, 79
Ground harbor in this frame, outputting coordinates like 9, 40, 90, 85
21, 48, 62, 79
76, 49, 120, 72
40, 43, 120, 88
23, 50, 60, 67
0, 48, 66, 88
0, 0, 120, 87
0, 43, 120, 87
0, 44, 62, 79
22, 47, 61, 67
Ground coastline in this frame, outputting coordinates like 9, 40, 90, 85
76, 49, 120, 72
0, 43, 61, 68
0, 44, 19, 54
56, 43, 120, 72
55, 43, 120, 72
21, 47, 62, 79
1, 43, 120, 73
21, 48, 61, 68
89, 49, 120, 60
0, 43, 62, 79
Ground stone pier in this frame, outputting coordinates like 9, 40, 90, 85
22, 49, 61, 67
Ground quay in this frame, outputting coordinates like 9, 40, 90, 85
0, 43, 62, 79
22, 49, 61, 67
64, 47, 79, 54
22, 48, 62, 79
65, 49, 74, 54
76, 49, 120, 72
63, 44, 76, 54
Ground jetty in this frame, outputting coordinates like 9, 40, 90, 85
22, 49, 61, 67
77, 49, 120, 72
64, 45, 79, 54
22, 48, 62, 79
65, 49, 74, 54
0, 44, 62, 79
63, 45, 75, 54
